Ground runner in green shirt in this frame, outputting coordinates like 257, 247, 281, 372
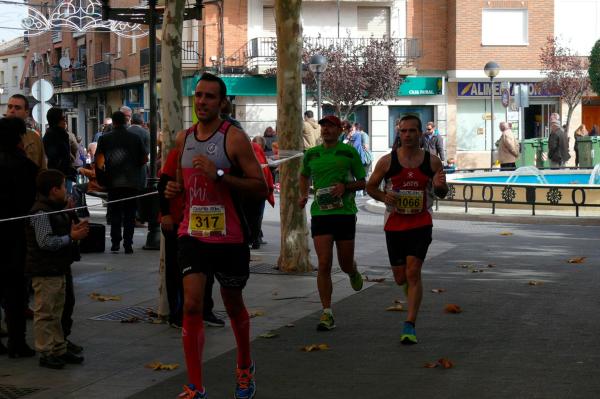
299, 115, 366, 331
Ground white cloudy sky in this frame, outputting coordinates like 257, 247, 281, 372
0, 1, 28, 43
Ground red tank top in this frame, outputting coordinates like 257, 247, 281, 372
383, 150, 435, 232
177, 121, 246, 244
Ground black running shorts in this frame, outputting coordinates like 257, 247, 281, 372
177, 235, 250, 289
385, 226, 433, 265
310, 214, 357, 241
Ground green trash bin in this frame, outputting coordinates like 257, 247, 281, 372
535, 138, 550, 169
576, 136, 593, 168
518, 139, 538, 167
591, 136, 600, 166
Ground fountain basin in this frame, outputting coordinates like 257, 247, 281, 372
443, 169, 600, 217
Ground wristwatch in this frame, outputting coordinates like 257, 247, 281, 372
216, 169, 225, 182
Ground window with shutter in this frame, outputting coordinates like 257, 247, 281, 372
263, 6, 276, 36
357, 7, 390, 38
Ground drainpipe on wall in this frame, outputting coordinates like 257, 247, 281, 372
201, 0, 224, 74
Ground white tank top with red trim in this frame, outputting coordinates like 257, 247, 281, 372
177, 121, 245, 244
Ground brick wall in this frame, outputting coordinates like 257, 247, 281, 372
407, 0, 449, 71
203, 0, 249, 68
453, 0, 554, 70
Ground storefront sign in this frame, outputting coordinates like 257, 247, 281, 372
398, 77, 443, 96
458, 82, 558, 97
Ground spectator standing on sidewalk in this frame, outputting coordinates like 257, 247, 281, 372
302, 110, 320, 150
299, 115, 365, 332
95, 111, 148, 254
548, 114, 570, 168
5, 94, 47, 170
0, 117, 38, 358
366, 115, 448, 345
43, 108, 77, 191
26, 169, 88, 369
497, 122, 520, 171
420, 121, 445, 162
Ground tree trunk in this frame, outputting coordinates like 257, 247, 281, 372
157, 0, 185, 316
275, 0, 312, 273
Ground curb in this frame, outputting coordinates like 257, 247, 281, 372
364, 199, 600, 226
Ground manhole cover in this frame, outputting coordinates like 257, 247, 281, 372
89, 306, 154, 322
0, 385, 45, 399
90, 306, 229, 322
250, 263, 341, 276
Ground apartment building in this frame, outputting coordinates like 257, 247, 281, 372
20, 0, 597, 166
0, 38, 27, 110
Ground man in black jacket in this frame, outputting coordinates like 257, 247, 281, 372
95, 111, 148, 253
419, 121, 445, 162
0, 117, 38, 358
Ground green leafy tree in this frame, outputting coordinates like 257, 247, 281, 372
589, 39, 600, 96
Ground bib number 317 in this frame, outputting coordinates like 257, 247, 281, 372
188, 205, 226, 237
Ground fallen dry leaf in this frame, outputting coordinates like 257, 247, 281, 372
487, 264, 496, 268
567, 257, 586, 264
89, 292, 121, 302
471, 269, 484, 273
285, 323, 295, 328
499, 231, 513, 236
259, 331, 278, 339
364, 276, 386, 283
431, 289, 446, 294
459, 263, 471, 268
145, 362, 179, 371
394, 299, 406, 304
528, 280, 543, 286
386, 304, 404, 312
424, 358, 454, 369
249, 310, 265, 318
444, 304, 462, 314
301, 343, 330, 352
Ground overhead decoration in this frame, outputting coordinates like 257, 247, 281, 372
21, 0, 148, 38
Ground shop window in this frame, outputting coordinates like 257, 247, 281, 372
482, 9, 528, 46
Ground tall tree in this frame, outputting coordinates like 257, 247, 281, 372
539, 36, 590, 135
157, 0, 185, 316
275, 0, 312, 273
303, 37, 405, 120
588, 39, 600, 97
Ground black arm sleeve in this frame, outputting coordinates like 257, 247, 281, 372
157, 174, 172, 216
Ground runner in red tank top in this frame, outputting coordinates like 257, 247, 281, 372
366, 115, 448, 345
163, 73, 267, 399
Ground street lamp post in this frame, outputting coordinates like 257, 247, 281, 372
309, 54, 328, 121
484, 61, 500, 170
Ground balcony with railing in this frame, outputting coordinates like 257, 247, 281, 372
222, 37, 421, 75
70, 67, 87, 88
182, 41, 200, 68
93, 61, 111, 85
140, 45, 162, 77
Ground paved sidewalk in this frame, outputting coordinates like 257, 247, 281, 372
1, 195, 599, 398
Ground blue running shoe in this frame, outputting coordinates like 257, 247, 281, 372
178, 384, 207, 399
235, 361, 256, 399
400, 321, 417, 345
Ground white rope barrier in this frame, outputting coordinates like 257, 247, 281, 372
0, 150, 306, 224
0, 191, 158, 223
